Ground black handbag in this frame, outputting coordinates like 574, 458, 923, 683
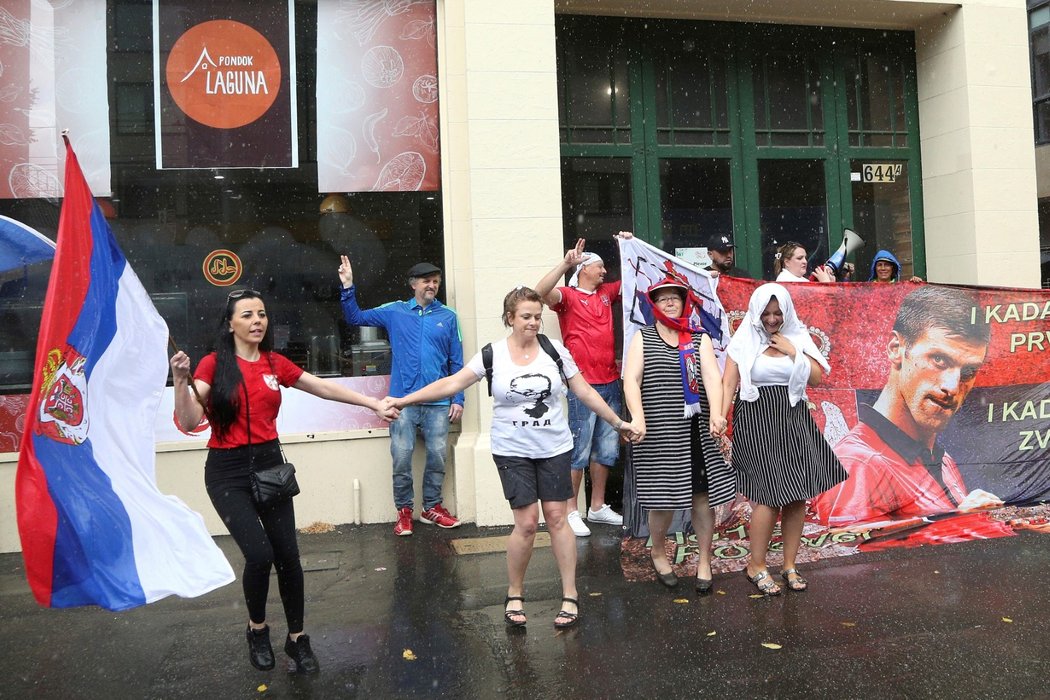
245, 381, 300, 508
249, 460, 300, 507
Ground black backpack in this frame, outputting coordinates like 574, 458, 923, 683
481, 333, 565, 396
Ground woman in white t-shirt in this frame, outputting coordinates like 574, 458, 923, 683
389, 287, 643, 630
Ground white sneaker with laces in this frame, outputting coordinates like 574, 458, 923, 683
567, 510, 591, 537
587, 504, 624, 525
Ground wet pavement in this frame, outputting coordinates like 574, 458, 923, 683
3, 520, 1050, 699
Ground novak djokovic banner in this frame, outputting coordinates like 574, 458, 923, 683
618, 258, 1050, 580
153, 0, 298, 169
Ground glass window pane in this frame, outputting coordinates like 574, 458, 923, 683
658, 159, 732, 253
1033, 26, 1050, 97
757, 160, 828, 280
850, 159, 914, 281
0, 0, 450, 394
561, 158, 633, 262
755, 53, 822, 140
557, 43, 631, 144
1030, 5, 1050, 29
1037, 100, 1050, 143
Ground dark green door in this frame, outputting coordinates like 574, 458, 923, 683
558, 17, 924, 280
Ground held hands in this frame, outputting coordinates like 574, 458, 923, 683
338, 255, 354, 289
709, 414, 728, 438
376, 396, 400, 422
617, 419, 645, 444
563, 238, 586, 269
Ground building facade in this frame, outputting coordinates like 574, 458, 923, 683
0, 0, 1040, 552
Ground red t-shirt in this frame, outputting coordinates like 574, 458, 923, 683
551, 281, 621, 384
194, 352, 304, 449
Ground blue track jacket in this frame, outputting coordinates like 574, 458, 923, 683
340, 286, 465, 406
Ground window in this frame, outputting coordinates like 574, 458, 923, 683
1030, 1, 1050, 144
0, 0, 445, 394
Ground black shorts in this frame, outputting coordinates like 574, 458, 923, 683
492, 450, 573, 509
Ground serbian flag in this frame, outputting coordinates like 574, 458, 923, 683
15, 136, 234, 611
617, 236, 731, 365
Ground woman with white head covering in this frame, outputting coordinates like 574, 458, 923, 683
721, 283, 846, 595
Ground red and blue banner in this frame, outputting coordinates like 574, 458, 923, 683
618, 252, 1050, 581
15, 138, 233, 610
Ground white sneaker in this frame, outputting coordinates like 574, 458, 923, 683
587, 504, 624, 525
567, 510, 591, 537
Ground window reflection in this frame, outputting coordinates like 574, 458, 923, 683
0, 0, 445, 393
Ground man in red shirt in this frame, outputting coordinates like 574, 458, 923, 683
535, 234, 632, 536
812, 286, 1011, 547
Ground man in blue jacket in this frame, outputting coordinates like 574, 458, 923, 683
339, 256, 464, 535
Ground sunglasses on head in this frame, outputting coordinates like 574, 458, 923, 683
227, 288, 260, 300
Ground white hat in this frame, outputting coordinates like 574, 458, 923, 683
568, 252, 603, 288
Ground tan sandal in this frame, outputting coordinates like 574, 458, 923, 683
781, 568, 808, 592
744, 569, 782, 596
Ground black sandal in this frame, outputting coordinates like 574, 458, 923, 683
554, 597, 580, 629
504, 595, 527, 627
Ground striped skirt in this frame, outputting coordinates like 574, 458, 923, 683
732, 384, 847, 508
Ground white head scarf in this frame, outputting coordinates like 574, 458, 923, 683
727, 283, 830, 406
568, 252, 603, 288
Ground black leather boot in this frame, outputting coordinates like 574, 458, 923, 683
284, 634, 320, 674
246, 625, 275, 671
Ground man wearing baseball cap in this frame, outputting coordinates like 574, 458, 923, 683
704, 233, 751, 279
339, 256, 464, 536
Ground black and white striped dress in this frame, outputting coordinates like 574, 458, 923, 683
732, 354, 847, 507
631, 326, 736, 510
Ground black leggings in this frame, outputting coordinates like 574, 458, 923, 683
205, 440, 304, 633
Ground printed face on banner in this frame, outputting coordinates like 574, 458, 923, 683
893, 327, 987, 440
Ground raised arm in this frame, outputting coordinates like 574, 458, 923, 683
170, 351, 211, 432
533, 238, 584, 307
338, 254, 388, 327
294, 371, 399, 422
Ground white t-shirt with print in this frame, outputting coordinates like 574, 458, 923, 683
466, 337, 580, 458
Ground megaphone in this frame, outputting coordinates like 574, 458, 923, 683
824, 227, 865, 277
